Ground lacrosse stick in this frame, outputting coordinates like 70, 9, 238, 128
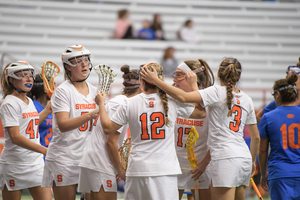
185, 125, 200, 200
41, 61, 60, 98
250, 178, 263, 200
93, 64, 117, 94
118, 137, 131, 170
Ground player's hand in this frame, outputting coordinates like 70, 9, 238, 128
260, 175, 269, 191
45, 101, 52, 115
89, 108, 99, 120
185, 71, 198, 91
191, 161, 207, 181
117, 168, 126, 181
95, 91, 106, 106
140, 66, 158, 84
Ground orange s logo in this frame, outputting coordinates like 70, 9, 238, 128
149, 101, 154, 107
107, 180, 112, 187
57, 175, 63, 182
9, 179, 15, 187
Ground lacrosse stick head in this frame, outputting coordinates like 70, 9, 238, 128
118, 137, 131, 170
185, 125, 199, 172
93, 64, 117, 94
41, 61, 60, 98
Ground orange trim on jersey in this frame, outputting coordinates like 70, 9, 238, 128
75, 103, 96, 109
22, 111, 39, 119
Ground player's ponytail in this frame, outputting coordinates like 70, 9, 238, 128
184, 58, 214, 89
218, 58, 242, 117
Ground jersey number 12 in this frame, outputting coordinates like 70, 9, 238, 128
140, 112, 165, 140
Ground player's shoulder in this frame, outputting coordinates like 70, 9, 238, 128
108, 94, 128, 106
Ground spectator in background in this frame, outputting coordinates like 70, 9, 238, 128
178, 19, 200, 43
114, 9, 134, 39
137, 19, 155, 40
27, 74, 53, 161
151, 13, 165, 40
160, 47, 178, 77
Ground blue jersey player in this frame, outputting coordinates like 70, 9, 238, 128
259, 73, 300, 200
28, 74, 53, 158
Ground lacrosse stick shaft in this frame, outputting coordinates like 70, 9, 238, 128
194, 180, 199, 200
250, 178, 263, 200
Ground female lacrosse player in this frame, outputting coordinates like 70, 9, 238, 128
0, 61, 52, 200
27, 74, 53, 154
141, 57, 260, 200
256, 57, 300, 123
96, 62, 206, 200
42, 45, 99, 200
259, 74, 300, 200
78, 65, 141, 200
173, 59, 214, 200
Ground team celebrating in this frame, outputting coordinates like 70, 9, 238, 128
0, 44, 299, 200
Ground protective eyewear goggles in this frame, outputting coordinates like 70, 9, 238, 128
11, 69, 35, 80
286, 66, 300, 75
69, 55, 90, 67
172, 66, 205, 81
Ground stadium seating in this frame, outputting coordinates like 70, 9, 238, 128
0, 0, 300, 108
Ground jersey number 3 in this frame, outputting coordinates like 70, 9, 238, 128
140, 112, 165, 140
229, 105, 242, 132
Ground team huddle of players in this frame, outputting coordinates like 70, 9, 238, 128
0, 45, 299, 200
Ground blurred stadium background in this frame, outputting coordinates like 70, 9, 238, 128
0, 0, 299, 199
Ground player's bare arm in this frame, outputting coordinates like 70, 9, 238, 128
247, 124, 260, 176
141, 66, 204, 104
258, 137, 269, 191
95, 91, 122, 135
56, 108, 99, 132
106, 132, 126, 181
7, 126, 47, 156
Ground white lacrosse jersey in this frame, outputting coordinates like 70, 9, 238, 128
111, 93, 195, 177
174, 108, 209, 170
198, 85, 256, 161
79, 95, 128, 175
0, 95, 43, 165
46, 80, 98, 165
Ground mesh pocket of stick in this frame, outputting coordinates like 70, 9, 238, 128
41, 61, 60, 98
185, 125, 199, 172
118, 137, 131, 170
93, 64, 117, 94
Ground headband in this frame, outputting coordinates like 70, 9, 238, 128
272, 85, 297, 95
124, 79, 140, 89
177, 62, 191, 72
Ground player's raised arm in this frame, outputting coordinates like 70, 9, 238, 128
141, 66, 203, 104
95, 91, 122, 135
